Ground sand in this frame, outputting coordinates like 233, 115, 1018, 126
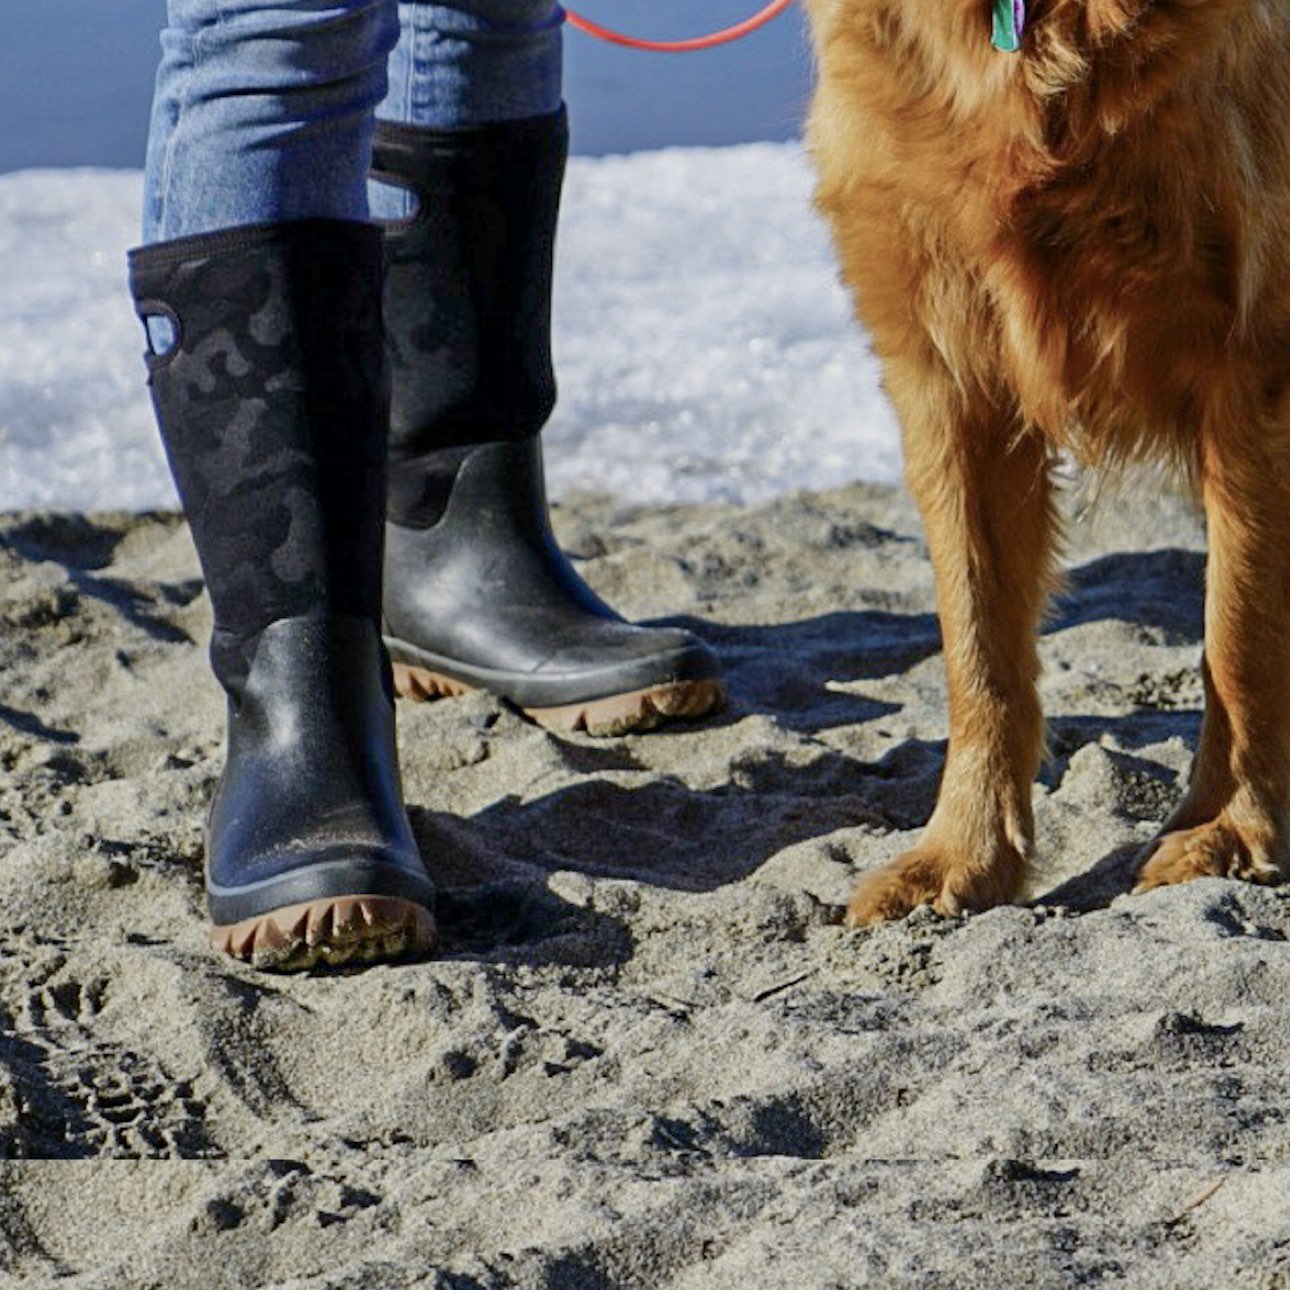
1, 480, 1289, 1288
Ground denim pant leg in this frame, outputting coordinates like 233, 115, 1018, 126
143, 0, 400, 242
380, 1, 563, 128
370, 1, 563, 218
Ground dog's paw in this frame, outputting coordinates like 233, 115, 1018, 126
1134, 816, 1284, 893
845, 842, 1027, 928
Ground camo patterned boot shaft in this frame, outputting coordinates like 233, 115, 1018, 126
372, 112, 727, 736
130, 221, 389, 690
377, 111, 563, 522
129, 220, 436, 970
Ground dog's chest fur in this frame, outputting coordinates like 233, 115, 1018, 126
806, 0, 1290, 465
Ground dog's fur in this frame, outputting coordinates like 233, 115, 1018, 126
803, 0, 1290, 923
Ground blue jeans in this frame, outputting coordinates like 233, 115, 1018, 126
143, 0, 564, 243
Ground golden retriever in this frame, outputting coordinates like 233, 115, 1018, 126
802, 0, 1290, 923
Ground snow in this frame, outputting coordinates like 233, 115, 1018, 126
0, 145, 901, 513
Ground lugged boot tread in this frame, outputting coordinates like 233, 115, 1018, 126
210, 895, 437, 972
392, 661, 725, 737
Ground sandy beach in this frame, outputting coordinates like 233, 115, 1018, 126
2, 480, 1289, 1288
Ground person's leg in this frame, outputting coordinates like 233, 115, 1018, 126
132, 0, 436, 969
380, 1, 563, 129
369, 0, 561, 223
144, 0, 398, 240
366, 2, 726, 737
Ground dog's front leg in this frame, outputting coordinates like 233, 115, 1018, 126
849, 364, 1056, 926
1136, 420, 1290, 891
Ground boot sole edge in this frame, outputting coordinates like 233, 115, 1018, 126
391, 662, 726, 737
211, 895, 437, 972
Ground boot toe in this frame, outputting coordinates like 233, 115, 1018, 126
540, 620, 719, 677
389, 618, 726, 734
205, 617, 437, 968
516, 622, 725, 735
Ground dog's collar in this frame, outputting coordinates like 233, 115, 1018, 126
992, 0, 1025, 51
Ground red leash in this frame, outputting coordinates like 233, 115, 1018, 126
564, 0, 796, 53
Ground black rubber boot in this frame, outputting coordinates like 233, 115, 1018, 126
371, 111, 725, 737
128, 220, 436, 970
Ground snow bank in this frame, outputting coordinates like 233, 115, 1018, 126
0, 146, 900, 512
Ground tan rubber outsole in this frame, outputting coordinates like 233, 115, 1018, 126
391, 661, 726, 737
210, 895, 437, 972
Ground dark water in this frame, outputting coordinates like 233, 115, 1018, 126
0, 0, 813, 172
